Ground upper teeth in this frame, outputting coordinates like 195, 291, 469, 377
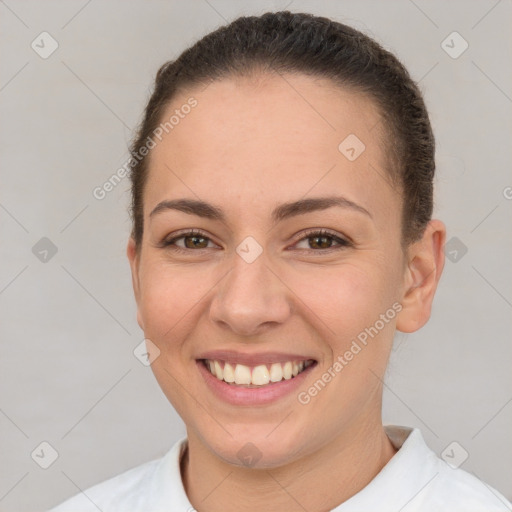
205, 359, 313, 386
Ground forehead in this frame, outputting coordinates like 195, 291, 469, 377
144, 72, 396, 225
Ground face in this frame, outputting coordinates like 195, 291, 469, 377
127, 73, 438, 468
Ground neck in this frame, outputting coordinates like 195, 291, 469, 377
181, 412, 397, 512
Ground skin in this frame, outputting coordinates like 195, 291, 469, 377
127, 72, 446, 512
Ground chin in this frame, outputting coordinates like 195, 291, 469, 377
199, 426, 310, 469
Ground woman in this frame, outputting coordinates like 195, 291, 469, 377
50, 10, 511, 512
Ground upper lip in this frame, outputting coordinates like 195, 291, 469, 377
196, 350, 317, 366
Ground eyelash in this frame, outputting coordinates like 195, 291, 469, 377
160, 228, 352, 254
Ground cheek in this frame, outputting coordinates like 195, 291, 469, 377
138, 263, 210, 340
289, 262, 395, 340
137, 247, 403, 350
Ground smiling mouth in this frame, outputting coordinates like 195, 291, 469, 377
200, 359, 316, 387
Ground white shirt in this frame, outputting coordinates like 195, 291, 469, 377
49, 425, 512, 511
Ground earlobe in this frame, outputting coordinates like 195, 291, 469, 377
396, 220, 446, 333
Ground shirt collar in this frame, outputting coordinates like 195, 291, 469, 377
151, 425, 438, 511
332, 425, 441, 511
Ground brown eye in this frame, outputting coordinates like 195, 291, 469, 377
294, 230, 351, 251
182, 234, 209, 249
161, 230, 216, 251
309, 234, 335, 249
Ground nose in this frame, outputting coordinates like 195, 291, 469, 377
209, 251, 292, 337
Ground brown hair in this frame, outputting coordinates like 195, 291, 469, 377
128, 11, 435, 249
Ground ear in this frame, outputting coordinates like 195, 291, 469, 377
126, 237, 144, 331
396, 219, 446, 333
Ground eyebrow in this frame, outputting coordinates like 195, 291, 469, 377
149, 196, 372, 224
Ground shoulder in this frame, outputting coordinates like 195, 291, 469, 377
384, 426, 512, 511
48, 438, 188, 512
49, 458, 161, 512
421, 457, 512, 511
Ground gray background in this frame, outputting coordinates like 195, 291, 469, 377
0, 1, 511, 510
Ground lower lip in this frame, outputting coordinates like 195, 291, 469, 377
196, 360, 317, 406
